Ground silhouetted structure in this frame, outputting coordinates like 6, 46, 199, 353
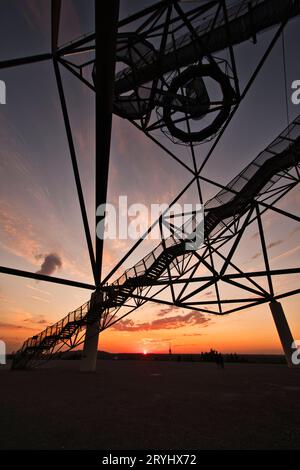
0, 1, 298, 371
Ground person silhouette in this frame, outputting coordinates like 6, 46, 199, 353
219, 353, 224, 369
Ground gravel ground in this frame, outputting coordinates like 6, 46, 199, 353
1, 360, 300, 449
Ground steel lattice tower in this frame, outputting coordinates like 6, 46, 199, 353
0, 0, 299, 370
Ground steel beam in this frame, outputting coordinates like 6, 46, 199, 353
80, 0, 120, 373
0, 266, 95, 290
269, 301, 299, 368
95, 0, 120, 285
51, 0, 61, 53
53, 59, 97, 284
0, 53, 52, 69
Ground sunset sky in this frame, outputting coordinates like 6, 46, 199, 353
0, 0, 300, 355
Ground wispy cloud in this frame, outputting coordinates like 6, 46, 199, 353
141, 337, 173, 345
21, 0, 50, 40
289, 226, 300, 237
0, 201, 41, 263
183, 333, 205, 337
156, 306, 180, 317
27, 295, 50, 304
0, 319, 38, 331
270, 244, 300, 263
23, 313, 49, 325
26, 284, 52, 296
267, 240, 283, 249
0, 201, 91, 281
250, 240, 283, 260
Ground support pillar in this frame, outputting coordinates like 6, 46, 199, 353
80, 318, 100, 372
80, 0, 119, 372
269, 300, 298, 368
80, 290, 102, 372
95, 0, 120, 283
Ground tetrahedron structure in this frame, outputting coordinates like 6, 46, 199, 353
0, 0, 299, 370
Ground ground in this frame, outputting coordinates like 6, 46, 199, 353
1, 360, 300, 449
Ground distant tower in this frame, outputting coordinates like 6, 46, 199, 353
169, 343, 172, 355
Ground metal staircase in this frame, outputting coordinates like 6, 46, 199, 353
11, 115, 300, 369
114, 0, 300, 100
11, 238, 186, 369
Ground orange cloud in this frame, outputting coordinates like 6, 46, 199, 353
112, 310, 211, 332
